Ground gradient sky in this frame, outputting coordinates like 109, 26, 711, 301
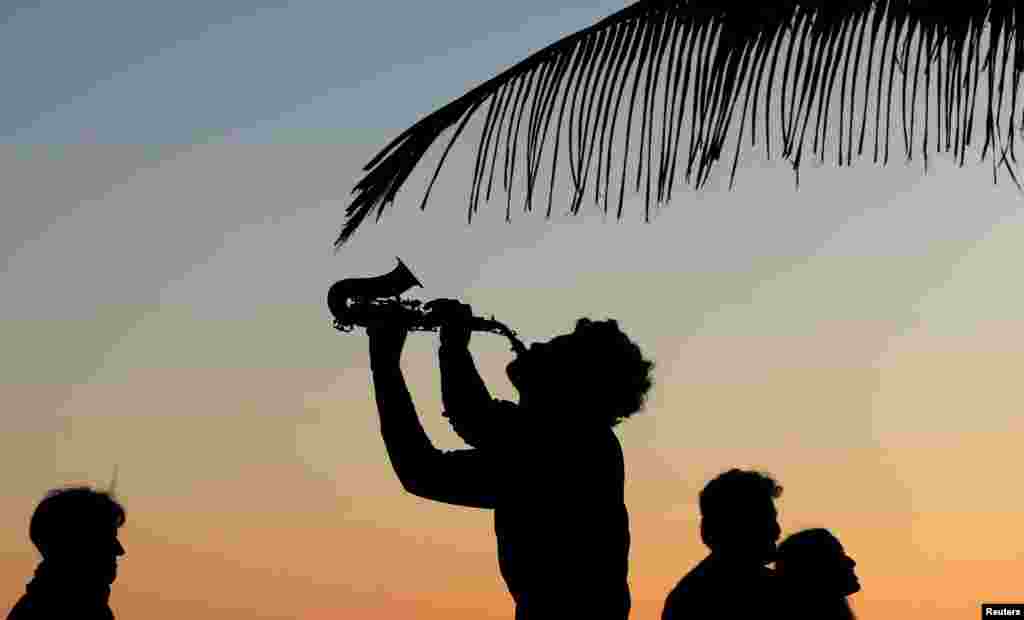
2, 2, 1023, 619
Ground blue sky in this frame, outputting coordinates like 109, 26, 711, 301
3, 0, 628, 143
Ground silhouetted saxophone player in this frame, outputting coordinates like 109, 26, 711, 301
343, 261, 654, 618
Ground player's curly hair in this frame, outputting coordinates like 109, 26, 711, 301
570, 318, 654, 426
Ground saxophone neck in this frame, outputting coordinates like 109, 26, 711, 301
478, 317, 526, 355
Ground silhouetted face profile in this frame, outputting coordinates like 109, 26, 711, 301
699, 469, 783, 565
30, 487, 127, 585
505, 335, 572, 395
776, 529, 860, 596
74, 524, 126, 585
505, 318, 654, 428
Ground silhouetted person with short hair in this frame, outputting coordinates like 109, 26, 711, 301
776, 528, 860, 620
662, 469, 782, 620
7, 486, 126, 620
366, 300, 654, 619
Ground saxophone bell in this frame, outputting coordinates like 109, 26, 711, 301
327, 258, 527, 354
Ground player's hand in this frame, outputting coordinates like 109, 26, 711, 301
424, 298, 473, 349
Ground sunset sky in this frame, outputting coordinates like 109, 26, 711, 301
2, 1, 1023, 618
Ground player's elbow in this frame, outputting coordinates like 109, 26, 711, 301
391, 462, 440, 500
397, 474, 429, 497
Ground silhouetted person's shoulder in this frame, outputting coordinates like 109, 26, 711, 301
508, 423, 625, 501
7, 587, 115, 620
662, 557, 713, 619
6, 594, 31, 620
663, 557, 775, 620
7, 590, 115, 620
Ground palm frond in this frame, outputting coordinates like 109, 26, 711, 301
337, 0, 1024, 247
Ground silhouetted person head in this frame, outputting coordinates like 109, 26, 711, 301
698, 469, 782, 565
776, 528, 859, 596
7, 487, 126, 620
505, 318, 654, 427
29, 486, 126, 584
